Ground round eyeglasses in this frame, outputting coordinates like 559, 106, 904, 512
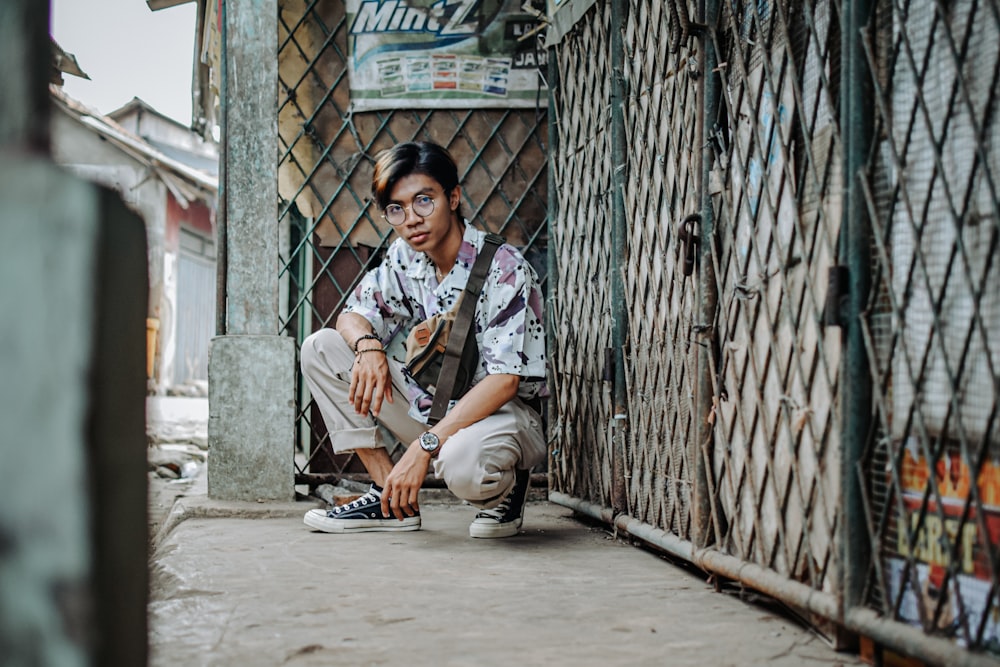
382, 194, 435, 225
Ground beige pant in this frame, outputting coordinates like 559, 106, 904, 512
300, 329, 546, 508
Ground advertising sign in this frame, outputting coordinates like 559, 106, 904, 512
346, 1, 547, 110
885, 437, 1000, 645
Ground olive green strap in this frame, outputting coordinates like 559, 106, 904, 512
428, 233, 504, 425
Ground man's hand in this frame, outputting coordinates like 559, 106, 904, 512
381, 442, 432, 521
337, 312, 394, 417
348, 349, 393, 417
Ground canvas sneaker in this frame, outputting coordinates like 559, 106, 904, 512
469, 469, 530, 539
303, 484, 421, 533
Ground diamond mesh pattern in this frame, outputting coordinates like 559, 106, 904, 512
549, 1, 845, 591
277, 0, 549, 481
620, 0, 702, 538
553, 1, 841, 591
548, 0, 1000, 654
548, 2, 615, 506
706, 0, 843, 593
859, 0, 1000, 649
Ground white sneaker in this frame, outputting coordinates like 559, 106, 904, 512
469, 470, 530, 539
304, 484, 421, 533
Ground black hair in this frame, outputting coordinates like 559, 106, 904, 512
371, 141, 460, 210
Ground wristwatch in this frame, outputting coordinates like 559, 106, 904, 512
419, 431, 441, 456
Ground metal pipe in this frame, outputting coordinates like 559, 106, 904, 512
550, 491, 998, 667
551, 491, 832, 616
549, 490, 619, 531
609, 0, 629, 513
840, 0, 875, 612
691, 0, 721, 550
843, 608, 1000, 667
552, 492, 695, 561
216, 0, 229, 336
546, 40, 559, 490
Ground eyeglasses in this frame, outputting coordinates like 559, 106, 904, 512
382, 194, 435, 225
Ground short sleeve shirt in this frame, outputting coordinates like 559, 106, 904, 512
343, 224, 547, 423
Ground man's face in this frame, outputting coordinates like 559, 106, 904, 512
385, 173, 461, 252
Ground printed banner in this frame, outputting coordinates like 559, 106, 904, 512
346, 1, 547, 110
884, 437, 1000, 644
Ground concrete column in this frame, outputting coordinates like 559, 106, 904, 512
0, 0, 48, 151
208, 0, 295, 500
224, 0, 279, 334
0, 159, 150, 667
0, 2, 149, 665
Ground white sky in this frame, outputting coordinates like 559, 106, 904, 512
50, 0, 198, 126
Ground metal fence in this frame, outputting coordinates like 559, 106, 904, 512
546, 0, 1000, 663
860, 0, 1000, 655
275, 0, 549, 483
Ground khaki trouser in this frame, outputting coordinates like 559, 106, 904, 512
300, 329, 546, 508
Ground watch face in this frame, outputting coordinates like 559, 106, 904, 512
420, 432, 440, 452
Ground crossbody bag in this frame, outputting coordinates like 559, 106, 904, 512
403, 233, 504, 425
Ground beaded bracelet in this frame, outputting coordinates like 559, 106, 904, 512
352, 333, 381, 352
355, 347, 386, 356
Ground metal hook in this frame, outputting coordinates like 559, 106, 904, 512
678, 213, 701, 277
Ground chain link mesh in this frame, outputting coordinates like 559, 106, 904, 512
272, 0, 1000, 653
277, 0, 549, 482
550, 0, 844, 593
547, 2, 615, 506
705, 0, 844, 595
859, 0, 1000, 650
620, 0, 702, 539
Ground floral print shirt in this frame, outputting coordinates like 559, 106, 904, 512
343, 224, 547, 423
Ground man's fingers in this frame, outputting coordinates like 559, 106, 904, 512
392, 497, 406, 521
369, 380, 384, 417
353, 376, 373, 414
382, 381, 394, 405
382, 482, 401, 520
380, 488, 391, 518
384, 484, 403, 521
350, 363, 391, 415
348, 373, 359, 404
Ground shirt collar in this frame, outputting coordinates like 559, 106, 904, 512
406, 222, 483, 280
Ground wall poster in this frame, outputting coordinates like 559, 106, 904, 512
885, 437, 1000, 646
346, 1, 547, 111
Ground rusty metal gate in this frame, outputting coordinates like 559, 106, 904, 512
859, 0, 1000, 657
546, 0, 1000, 664
275, 0, 550, 483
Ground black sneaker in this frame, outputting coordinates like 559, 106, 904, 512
469, 469, 530, 539
303, 484, 420, 533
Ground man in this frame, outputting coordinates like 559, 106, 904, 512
301, 141, 547, 539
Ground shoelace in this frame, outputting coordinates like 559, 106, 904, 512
332, 491, 379, 514
476, 495, 513, 520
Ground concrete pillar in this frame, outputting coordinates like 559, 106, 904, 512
0, 3, 149, 665
0, 0, 49, 152
0, 159, 149, 667
208, 0, 295, 500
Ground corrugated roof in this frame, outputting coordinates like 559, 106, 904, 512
51, 86, 217, 207
50, 39, 90, 84
147, 0, 195, 11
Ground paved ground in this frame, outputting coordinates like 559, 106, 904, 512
147, 396, 209, 539
147, 397, 863, 667
150, 500, 863, 667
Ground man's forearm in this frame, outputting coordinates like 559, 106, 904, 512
426, 374, 520, 444
336, 312, 378, 350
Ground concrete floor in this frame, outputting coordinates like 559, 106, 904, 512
147, 396, 862, 666
149, 497, 863, 667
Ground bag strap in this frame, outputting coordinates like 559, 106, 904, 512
428, 233, 504, 425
